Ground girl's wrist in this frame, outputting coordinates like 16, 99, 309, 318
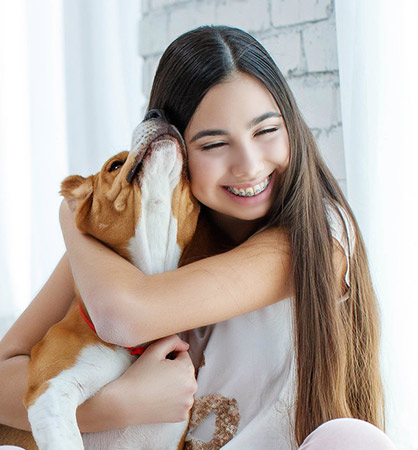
77, 377, 127, 432
103, 371, 153, 427
99, 379, 126, 428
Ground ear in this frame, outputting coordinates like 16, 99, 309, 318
60, 175, 93, 212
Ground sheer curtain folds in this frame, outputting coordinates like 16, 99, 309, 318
335, 1, 418, 448
0, 0, 143, 336
0, 0, 66, 326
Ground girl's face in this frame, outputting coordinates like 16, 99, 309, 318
184, 72, 290, 224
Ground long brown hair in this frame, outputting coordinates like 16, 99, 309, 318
147, 25, 384, 445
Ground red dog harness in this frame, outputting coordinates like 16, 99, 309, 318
78, 301, 145, 356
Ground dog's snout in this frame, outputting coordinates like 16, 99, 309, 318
144, 109, 167, 122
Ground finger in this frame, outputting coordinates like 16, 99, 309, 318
172, 349, 192, 362
171, 351, 196, 376
146, 335, 189, 359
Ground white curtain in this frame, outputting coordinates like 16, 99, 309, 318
0, 0, 144, 335
335, 1, 418, 448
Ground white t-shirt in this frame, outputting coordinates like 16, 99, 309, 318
184, 203, 355, 450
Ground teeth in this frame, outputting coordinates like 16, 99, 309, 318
226, 175, 271, 197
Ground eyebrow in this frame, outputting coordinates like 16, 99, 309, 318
248, 111, 283, 128
189, 111, 283, 143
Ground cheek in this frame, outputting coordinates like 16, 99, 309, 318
188, 157, 204, 197
270, 134, 290, 171
188, 156, 219, 200
189, 163, 209, 200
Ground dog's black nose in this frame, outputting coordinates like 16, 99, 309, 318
144, 109, 167, 122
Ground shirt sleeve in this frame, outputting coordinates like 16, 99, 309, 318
324, 200, 356, 299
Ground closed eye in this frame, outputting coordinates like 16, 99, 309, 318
201, 127, 280, 150
255, 127, 279, 136
202, 142, 226, 151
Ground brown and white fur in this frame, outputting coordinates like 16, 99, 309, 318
0, 113, 200, 450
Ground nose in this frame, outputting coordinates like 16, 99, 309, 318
144, 109, 168, 122
231, 144, 264, 179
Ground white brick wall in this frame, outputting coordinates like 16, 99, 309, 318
271, 0, 330, 27
139, 0, 346, 190
303, 19, 339, 72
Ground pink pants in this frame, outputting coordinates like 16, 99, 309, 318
0, 419, 397, 449
299, 418, 397, 449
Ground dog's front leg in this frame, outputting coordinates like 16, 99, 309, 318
26, 344, 134, 450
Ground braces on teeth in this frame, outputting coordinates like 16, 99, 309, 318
226, 175, 272, 197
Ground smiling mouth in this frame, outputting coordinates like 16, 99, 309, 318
225, 174, 272, 197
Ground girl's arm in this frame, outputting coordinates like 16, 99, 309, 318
60, 199, 348, 349
60, 200, 295, 348
0, 254, 75, 430
0, 255, 197, 432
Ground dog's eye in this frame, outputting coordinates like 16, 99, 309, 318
109, 160, 125, 172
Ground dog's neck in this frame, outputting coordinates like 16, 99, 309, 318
127, 143, 183, 274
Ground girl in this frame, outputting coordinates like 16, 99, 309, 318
0, 25, 396, 449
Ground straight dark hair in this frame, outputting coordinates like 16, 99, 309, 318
148, 25, 384, 446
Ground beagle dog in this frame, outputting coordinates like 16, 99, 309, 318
0, 110, 200, 450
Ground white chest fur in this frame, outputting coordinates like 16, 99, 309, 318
128, 141, 182, 275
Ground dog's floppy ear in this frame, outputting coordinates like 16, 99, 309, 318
60, 175, 93, 211
60, 175, 94, 233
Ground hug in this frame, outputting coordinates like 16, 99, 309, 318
0, 25, 396, 450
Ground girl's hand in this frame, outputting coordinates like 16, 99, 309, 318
107, 334, 197, 426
